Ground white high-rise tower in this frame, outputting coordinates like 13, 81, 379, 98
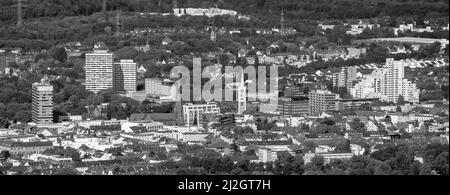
85, 43, 114, 93
237, 73, 247, 114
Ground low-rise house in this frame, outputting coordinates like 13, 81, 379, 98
365, 121, 379, 132
303, 151, 354, 164
350, 144, 365, 155
181, 132, 213, 143
315, 145, 336, 154
0, 141, 53, 155
258, 148, 278, 163
238, 140, 293, 152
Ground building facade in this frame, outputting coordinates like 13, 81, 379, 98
0, 141, 53, 155
85, 49, 114, 93
308, 90, 339, 115
113, 59, 136, 93
182, 103, 220, 126
145, 78, 177, 99
332, 66, 358, 89
277, 99, 309, 116
258, 148, 278, 163
349, 58, 419, 103
32, 83, 53, 124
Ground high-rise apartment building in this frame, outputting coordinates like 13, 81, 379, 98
332, 66, 358, 89
113, 59, 136, 93
349, 71, 382, 99
85, 46, 113, 93
32, 82, 53, 124
349, 58, 419, 103
308, 90, 339, 115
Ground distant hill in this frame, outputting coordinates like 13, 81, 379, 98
0, 0, 448, 24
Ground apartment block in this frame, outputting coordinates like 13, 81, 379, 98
113, 59, 137, 93
32, 83, 53, 124
85, 48, 113, 93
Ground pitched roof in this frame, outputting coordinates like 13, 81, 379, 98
130, 113, 177, 122
0, 141, 53, 148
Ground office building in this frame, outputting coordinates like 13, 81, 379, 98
113, 59, 137, 93
32, 82, 53, 124
277, 98, 309, 116
145, 78, 177, 99
182, 102, 220, 126
308, 90, 339, 115
85, 45, 114, 93
283, 85, 307, 98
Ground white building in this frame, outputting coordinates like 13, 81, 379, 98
303, 151, 354, 164
258, 148, 278, 163
121, 121, 164, 133
85, 48, 114, 93
182, 102, 220, 126
350, 58, 419, 103
145, 78, 177, 100
365, 121, 379, 132
32, 82, 53, 124
350, 144, 365, 155
181, 132, 212, 142
173, 8, 237, 17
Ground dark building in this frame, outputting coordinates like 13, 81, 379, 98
0, 52, 17, 73
0, 151, 10, 162
220, 114, 235, 125
283, 85, 307, 99
277, 98, 309, 117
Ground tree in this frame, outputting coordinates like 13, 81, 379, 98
13, 111, 31, 123
0, 117, 10, 128
348, 156, 372, 175
309, 156, 325, 171
373, 161, 392, 175
396, 106, 402, 113
349, 118, 366, 133
409, 161, 422, 175
420, 163, 433, 175
300, 124, 310, 132
54, 168, 79, 175
51, 47, 67, 63
432, 152, 449, 175
219, 54, 230, 66
384, 116, 392, 123
397, 95, 405, 105
335, 139, 351, 153
114, 47, 138, 60
302, 140, 316, 153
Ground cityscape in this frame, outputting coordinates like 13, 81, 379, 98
0, 0, 449, 176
